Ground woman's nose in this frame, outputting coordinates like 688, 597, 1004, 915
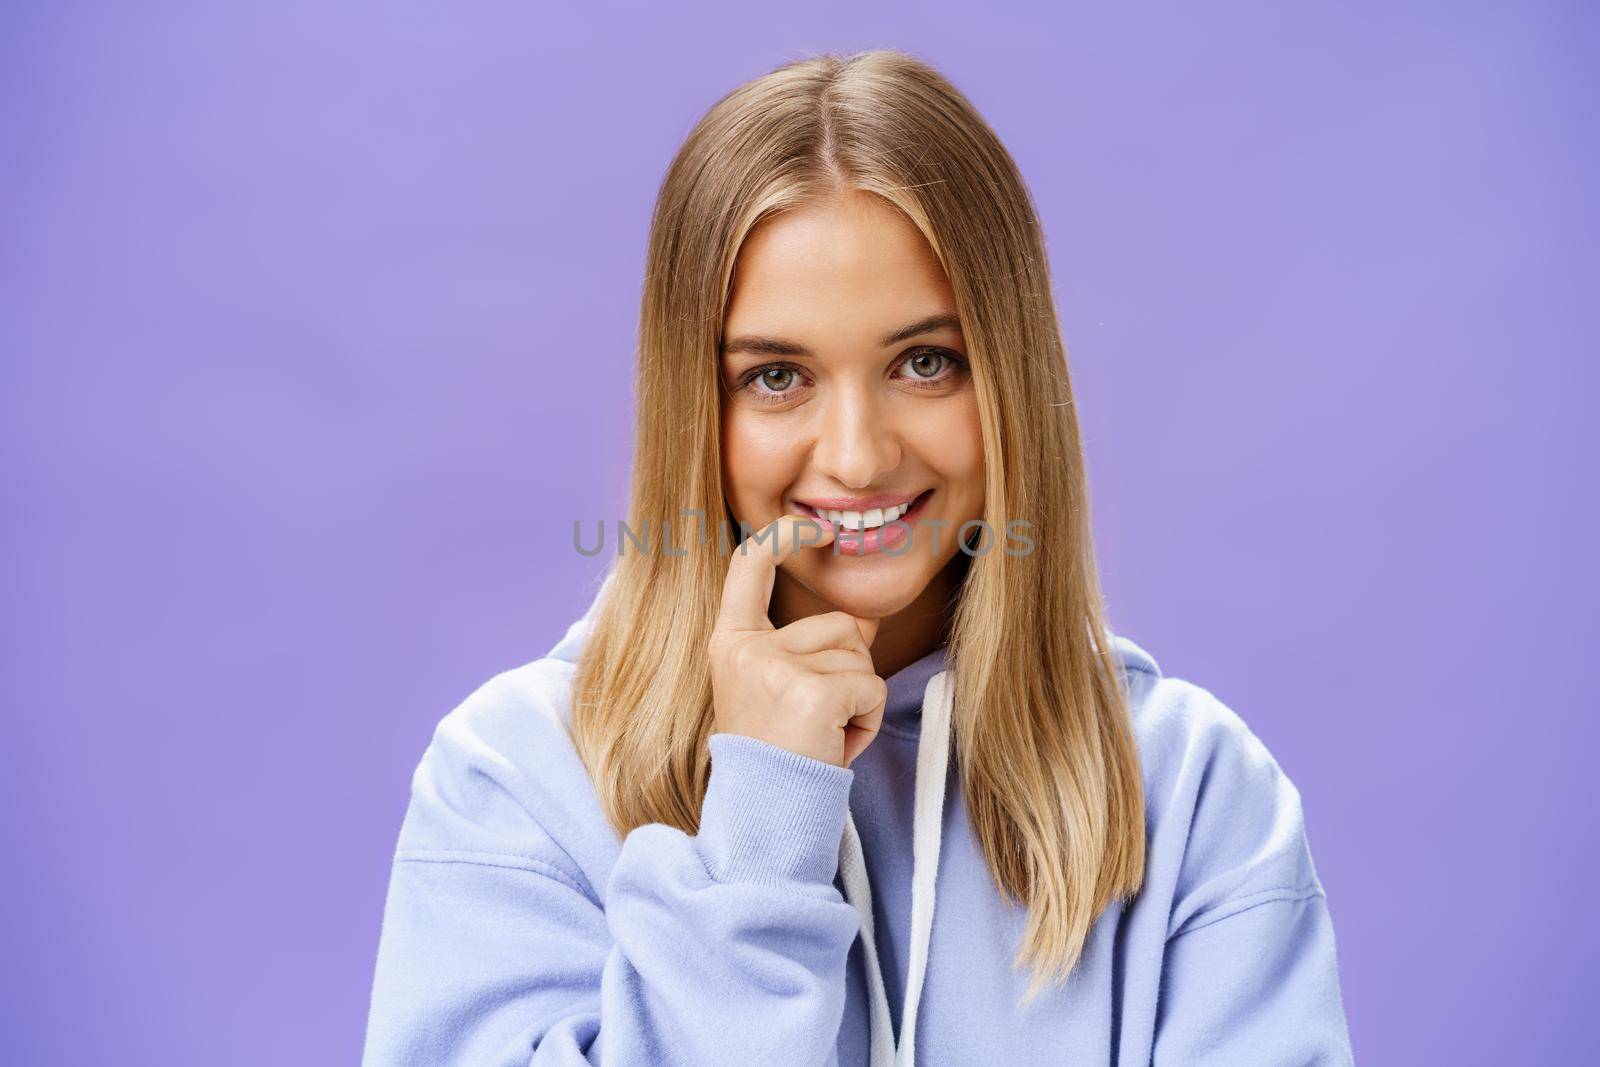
810, 389, 902, 489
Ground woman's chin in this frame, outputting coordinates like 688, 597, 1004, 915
807, 565, 928, 621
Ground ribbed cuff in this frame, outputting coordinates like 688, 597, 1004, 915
696, 733, 855, 887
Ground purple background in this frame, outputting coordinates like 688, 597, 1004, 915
3, 3, 1595, 1063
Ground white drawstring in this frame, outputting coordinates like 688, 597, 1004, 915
839, 669, 954, 1067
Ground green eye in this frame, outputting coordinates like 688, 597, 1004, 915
759, 367, 796, 391
908, 351, 947, 378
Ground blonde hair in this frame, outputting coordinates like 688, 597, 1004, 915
569, 48, 1145, 1003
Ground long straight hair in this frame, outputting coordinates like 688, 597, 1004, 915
569, 49, 1145, 1003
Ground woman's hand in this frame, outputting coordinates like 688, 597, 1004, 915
710, 513, 886, 769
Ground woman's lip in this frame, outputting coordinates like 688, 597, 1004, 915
796, 491, 924, 512
797, 488, 931, 517
807, 488, 934, 556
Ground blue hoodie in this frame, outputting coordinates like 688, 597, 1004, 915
363, 574, 1354, 1065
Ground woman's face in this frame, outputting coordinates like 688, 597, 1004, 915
719, 190, 985, 625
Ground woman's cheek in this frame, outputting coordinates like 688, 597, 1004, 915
916, 400, 985, 509
723, 414, 801, 515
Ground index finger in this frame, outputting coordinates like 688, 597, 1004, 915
715, 512, 835, 634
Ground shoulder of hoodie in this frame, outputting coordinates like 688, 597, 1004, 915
1110, 633, 1327, 938
391, 576, 616, 903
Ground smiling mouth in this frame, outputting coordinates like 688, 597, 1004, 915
798, 489, 934, 532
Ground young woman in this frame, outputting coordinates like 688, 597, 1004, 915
363, 50, 1353, 1066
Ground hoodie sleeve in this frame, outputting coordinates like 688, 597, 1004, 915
1154, 889, 1353, 1064
362, 717, 862, 1067
1147, 682, 1355, 1065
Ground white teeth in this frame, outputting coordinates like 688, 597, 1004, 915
817, 500, 912, 531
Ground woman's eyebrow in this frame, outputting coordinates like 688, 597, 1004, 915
720, 312, 962, 358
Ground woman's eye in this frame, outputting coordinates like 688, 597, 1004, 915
758, 367, 797, 391
898, 348, 964, 384
734, 350, 962, 403
737, 362, 808, 402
